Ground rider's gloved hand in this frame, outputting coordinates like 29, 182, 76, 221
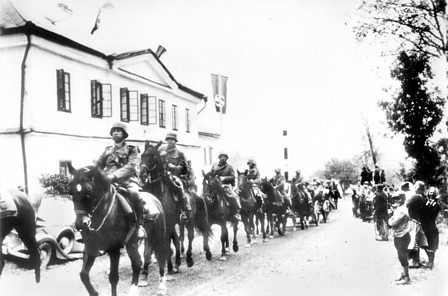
106, 174, 116, 183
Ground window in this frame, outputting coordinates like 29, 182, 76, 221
102, 84, 112, 117
158, 99, 166, 128
185, 108, 190, 133
120, 88, 129, 122
59, 160, 72, 177
91, 81, 112, 118
172, 104, 178, 131
129, 91, 139, 121
56, 69, 71, 112
148, 96, 157, 124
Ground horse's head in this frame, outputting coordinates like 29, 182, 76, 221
237, 170, 249, 191
140, 140, 163, 184
259, 177, 270, 194
68, 164, 96, 215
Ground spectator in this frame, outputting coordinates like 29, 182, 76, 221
388, 194, 411, 285
373, 165, 381, 185
360, 167, 370, 185
406, 181, 428, 268
420, 186, 441, 269
374, 184, 389, 240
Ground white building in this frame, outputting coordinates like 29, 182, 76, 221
0, 0, 220, 197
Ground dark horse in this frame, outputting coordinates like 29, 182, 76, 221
68, 165, 167, 296
0, 188, 40, 283
202, 173, 239, 259
178, 190, 212, 264
237, 172, 266, 244
259, 178, 287, 237
291, 187, 311, 230
140, 141, 211, 272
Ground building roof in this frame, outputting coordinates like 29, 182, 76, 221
0, 0, 207, 101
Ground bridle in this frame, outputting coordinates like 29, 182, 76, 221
141, 150, 162, 184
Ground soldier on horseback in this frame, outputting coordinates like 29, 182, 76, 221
158, 132, 191, 222
87, 122, 144, 231
206, 152, 241, 222
244, 159, 264, 210
269, 168, 293, 214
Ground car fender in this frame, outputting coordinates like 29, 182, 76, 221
35, 232, 76, 260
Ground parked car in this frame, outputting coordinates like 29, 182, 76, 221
2, 197, 83, 268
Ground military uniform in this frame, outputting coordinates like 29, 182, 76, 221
158, 134, 192, 214
208, 161, 241, 214
244, 164, 263, 201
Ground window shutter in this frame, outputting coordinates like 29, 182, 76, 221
120, 88, 129, 122
56, 69, 65, 110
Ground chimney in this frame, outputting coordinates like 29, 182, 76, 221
155, 45, 167, 58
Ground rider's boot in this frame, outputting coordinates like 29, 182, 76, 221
129, 191, 145, 238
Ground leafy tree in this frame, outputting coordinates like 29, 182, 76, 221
38, 173, 72, 197
354, 0, 447, 59
379, 51, 445, 184
323, 158, 360, 192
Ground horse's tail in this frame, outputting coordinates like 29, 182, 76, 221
194, 194, 213, 239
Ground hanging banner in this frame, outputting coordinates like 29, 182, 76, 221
220, 75, 228, 114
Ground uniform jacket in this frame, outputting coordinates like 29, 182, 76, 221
270, 174, 285, 193
209, 162, 235, 186
244, 167, 261, 185
158, 145, 188, 177
95, 141, 140, 184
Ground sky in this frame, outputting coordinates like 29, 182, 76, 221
9, 0, 417, 177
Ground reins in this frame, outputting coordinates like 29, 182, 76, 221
87, 186, 117, 232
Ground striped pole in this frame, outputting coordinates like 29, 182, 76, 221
283, 130, 288, 181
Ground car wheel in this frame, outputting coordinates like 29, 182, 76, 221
57, 231, 75, 254
39, 241, 54, 268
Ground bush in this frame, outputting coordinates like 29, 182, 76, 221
38, 173, 71, 197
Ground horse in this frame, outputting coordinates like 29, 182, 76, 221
202, 173, 239, 259
0, 188, 40, 283
178, 190, 212, 265
259, 178, 287, 238
237, 172, 266, 245
140, 141, 211, 272
291, 187, 312, 230
68, 165, 167, 296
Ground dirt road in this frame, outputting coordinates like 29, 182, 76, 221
1, 197, 447, 296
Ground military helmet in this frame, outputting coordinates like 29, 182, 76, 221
165, 132, 178, 142
247, 159, 256, 165
110, 122, 128, 138
275, 168, 281, 173
218, 151, 229, 159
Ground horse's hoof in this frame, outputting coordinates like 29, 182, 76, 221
205, 251, 212, 261
172, 267, 180, 274
245, 243, 251, 248
262, 238, 267, 243
187, 257, 194, 268
269, 235, 274, 239
219, 256, 227, 261
138, 279, 149, 287
233, 244, 239, 252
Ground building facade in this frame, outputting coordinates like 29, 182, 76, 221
0, 2, 218, 197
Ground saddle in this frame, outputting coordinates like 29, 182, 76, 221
115, 186, 159, 221
0, 188, 18, 218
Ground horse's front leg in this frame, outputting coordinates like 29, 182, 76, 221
179, 222, 186, 255
203, 224, 212, 260
232, 222, 239, 253
80, 251, 98, 296
172, 230, 181, 272
108, 248, 121, 296
125, 239, 142, 296
220, 224, 228, 257
16, 226, 41, 283
186, 223, 195, 267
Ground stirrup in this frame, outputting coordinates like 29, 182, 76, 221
179, 212, 188, 223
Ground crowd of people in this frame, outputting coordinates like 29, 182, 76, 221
352, 167, 443, 285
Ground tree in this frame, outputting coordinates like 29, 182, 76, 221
379, 51, 445, 184
323, 158, 360, 192
354, 0, 447, 59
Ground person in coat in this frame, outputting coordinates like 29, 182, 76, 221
206, 152, 241, 221
420, 186, 441, 269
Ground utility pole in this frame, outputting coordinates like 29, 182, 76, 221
283, 130, 289, 181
